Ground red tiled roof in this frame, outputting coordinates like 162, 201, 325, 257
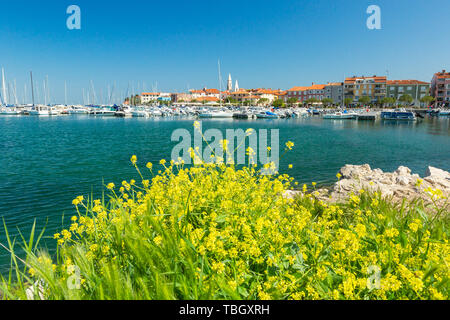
387, 80, 429, 85
197, 96, 219, 102
288, 84, 326, 92
435, 71, 450, 79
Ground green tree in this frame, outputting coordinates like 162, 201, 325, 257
420, 95, 435, 106
344, 97, 353, 107
358, 96, 371, 105
380, 97, 391, 108
304, 98, 319, 106
224, 97, 238, 104
398, 94, 413, 106
286, 97, 298, 107
272, 99, 284, 108
257, 98, 270, 106
322, 98, 333, 107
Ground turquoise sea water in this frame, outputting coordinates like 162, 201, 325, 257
0, 115, 449, 271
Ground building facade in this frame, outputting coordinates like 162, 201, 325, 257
431, 70, 450, 107
386, 80, 430, 106
189, 88, 220, 99
324, 82, 343, 104
287, 84, 326, 102
344, 76, 387, 104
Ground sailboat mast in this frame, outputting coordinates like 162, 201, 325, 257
218, 59, 222, 108
2, 68, 7, 106
13, 79, 18, 105
65, 81, 68, 105
43, 80, 47, 105
30, 71, 35, 107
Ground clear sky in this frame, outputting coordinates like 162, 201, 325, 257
0, 0, 448, 104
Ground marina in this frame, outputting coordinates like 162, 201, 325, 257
1, 103, 448, 121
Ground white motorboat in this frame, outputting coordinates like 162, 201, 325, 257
48, 107, 61, 116
90, 107, 116, 116
29, 105, 50, 116
0, 107, 21, 115
323, 111, 357, 119
68, 106, 89, 114
115, 106, 133, 117
131, 107, 150, 117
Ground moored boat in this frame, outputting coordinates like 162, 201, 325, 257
381, 108, 416, 121
323, 111, 357, 119
256, 111, 278, 119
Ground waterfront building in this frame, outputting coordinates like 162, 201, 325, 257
141, 92, 160, 104
344, 76, 387, 104
141, 92, 171, 104
431, 70, 450, 107
170, 93, 192, 103
324, 82, 344, 105
189, 88, 220, 99
286, 84, 326, 102
386, 80, 430, 106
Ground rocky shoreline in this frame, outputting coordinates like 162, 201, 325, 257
286, 164, 450, 206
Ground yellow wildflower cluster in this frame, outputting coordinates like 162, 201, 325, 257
25, 149, 447, 300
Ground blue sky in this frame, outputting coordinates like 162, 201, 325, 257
0, 0, 448, 104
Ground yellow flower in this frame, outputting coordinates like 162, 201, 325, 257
408, 219, 422, 232
160, 159, 166, 165
130, 155, 137, 165
285, 141, 294, 150
336, 173, 342, 180
146, 162, 153, 169
193, 121, 200, 129
107, 183, 115, 190
154, 236, 163, 246
385, 228, 399, 238
288, 164, 293, 169
28, 268, 36, 277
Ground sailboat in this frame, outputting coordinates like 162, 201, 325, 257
198, 60, 234, 119
0, 68, 21, 115
28, 71, 49, 116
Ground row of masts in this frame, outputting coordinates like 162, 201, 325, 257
1, 67, 159, 107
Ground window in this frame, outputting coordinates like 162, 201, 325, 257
390, 87, 395, 91
407, 86, 412, 90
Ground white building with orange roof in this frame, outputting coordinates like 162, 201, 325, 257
189, 88, 220, 99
